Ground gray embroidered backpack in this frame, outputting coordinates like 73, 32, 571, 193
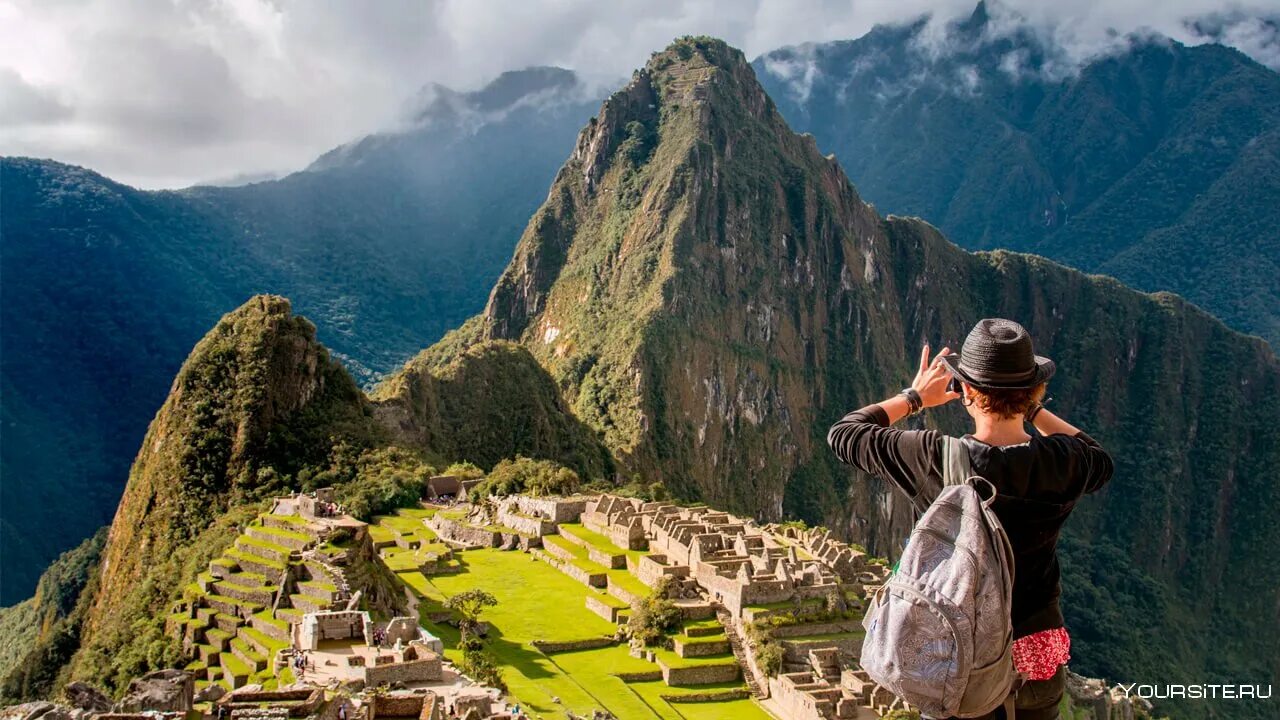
860, 436, 1019, 719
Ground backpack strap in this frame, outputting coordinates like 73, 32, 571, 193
911, 436, 973, 517
942, 436, 972, 487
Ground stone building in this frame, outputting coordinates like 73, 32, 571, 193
297, 611, 372, 650
580, 495, 873, 619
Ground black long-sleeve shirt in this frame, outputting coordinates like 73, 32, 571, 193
828, 405, 1114, 637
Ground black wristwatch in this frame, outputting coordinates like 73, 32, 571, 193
900, 388, 923, 415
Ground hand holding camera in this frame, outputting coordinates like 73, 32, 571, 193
909, 343, 964, 410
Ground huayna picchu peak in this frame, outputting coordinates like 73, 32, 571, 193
2, 35, 1278, 720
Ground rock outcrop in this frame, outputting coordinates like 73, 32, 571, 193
73, 296, 378, 690
112, 670, 193, 714
60, 685, 108, 714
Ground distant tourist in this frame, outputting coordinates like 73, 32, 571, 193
828, 319, 1113, 719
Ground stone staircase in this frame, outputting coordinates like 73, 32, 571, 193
714, 605, 766, 698
173, 512, 352, 690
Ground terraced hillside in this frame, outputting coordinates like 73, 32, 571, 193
169, 513, 354, 690
361, 495, 884, 720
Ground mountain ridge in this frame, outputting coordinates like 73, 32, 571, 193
6, 15, 1278, 603
755, 8, 1280, 346
0, 67, 600, 601
3, 36, 1277, 720
432, 36, 1279, 715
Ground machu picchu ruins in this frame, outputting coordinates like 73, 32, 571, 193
6, 480, 1157, 720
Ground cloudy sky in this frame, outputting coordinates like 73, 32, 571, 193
1, 0, 1277, 189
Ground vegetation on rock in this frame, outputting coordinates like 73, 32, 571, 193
625, 577, 683, 647
446, 35, 1280, 715
0, 68, 599, 602
5, 33, 1278, 720
0, 529, 107, 704
469, 457, 581, 500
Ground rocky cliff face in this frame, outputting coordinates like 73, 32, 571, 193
465, 37, 1280, 708
480, 39, 909, 527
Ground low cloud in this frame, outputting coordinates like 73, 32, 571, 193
0, 68, 71, 126
0, 0, 1275, 189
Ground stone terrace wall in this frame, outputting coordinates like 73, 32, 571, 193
769, 620, 861, 638
530, 637, 615, 653
427, 516, 500, 548
660, 663, 740, 686
512, 496, 590, 523
496, 506, 556, 537
362, 656, 442, 686
781, 635, 862, 662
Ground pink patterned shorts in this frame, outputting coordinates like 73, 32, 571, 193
1012, 627, 1071, 681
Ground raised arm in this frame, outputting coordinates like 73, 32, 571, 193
827, 344, 959, 506
1029, 406, 1114, 493
1029, 406, 1081, 437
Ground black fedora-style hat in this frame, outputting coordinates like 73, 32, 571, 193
940, 318, 1055, 390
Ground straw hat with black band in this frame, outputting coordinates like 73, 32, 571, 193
940, 317, 1055, 395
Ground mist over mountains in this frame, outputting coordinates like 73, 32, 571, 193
2, 4, 1277, 620
755, 2, 1280, 345
0, 68, 598, 601
2, 37, 1276, 720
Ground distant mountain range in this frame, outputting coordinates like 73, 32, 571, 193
3, 4, 1278, 605
0, 68, 597, 602
755, 2, 1280, 345
3, 38, 1275, 720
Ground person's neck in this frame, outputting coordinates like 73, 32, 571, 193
971, 413, 1031, 446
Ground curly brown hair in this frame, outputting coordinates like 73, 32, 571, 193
969, 383, 1046, 419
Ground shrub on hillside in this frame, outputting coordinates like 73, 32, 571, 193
755, 640, 784, 677
442, 461, 484, 481
626, 577, 682, 647
329, 446, 435, 519
469, 456, 579, 500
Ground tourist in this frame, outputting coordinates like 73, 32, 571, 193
338, 703, 347, 720
827, 319, 1113, 720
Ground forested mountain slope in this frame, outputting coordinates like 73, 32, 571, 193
755, 2, 1280, 346
0, 69, 598, 601
450, 37, 1279, 717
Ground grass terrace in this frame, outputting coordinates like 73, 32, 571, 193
175, 513, 339, 691
387, 548, 770, 719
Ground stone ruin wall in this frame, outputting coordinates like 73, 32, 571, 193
426, 516, 498, 548
510, 495, 589, 523
495, 506, 555, 537
297, 611, 370, 650
361, 655, 442, 686
634, 554, 690, 588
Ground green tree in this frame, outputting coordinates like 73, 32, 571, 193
445, 589, 498, 641
443, 590, 503, 690
625, 577, 682, 647
469, 456, 579, 500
